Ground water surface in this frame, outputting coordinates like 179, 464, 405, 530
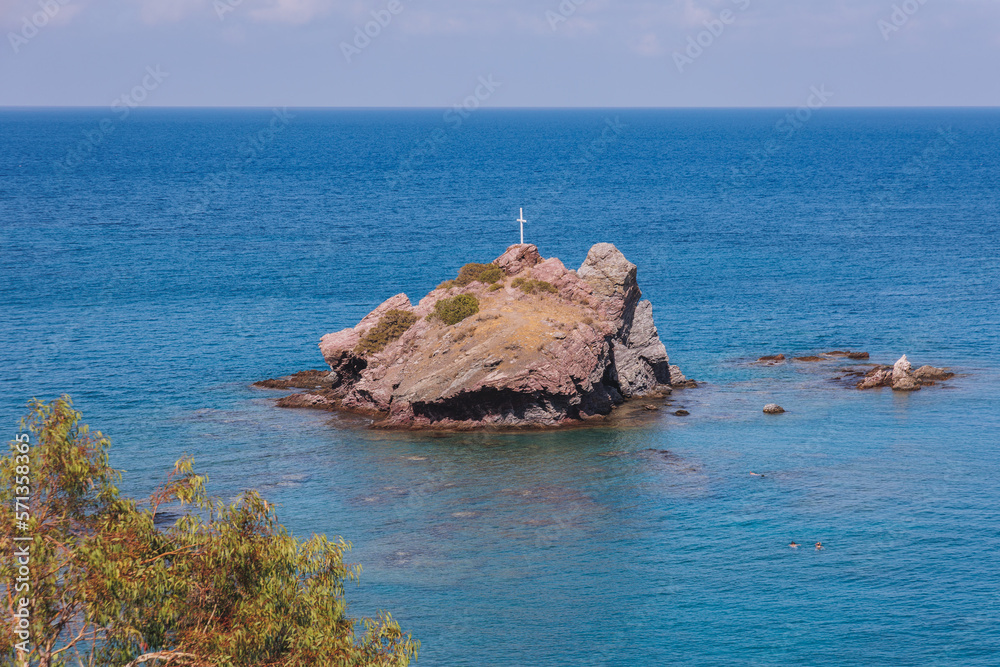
1, 108, 998, 665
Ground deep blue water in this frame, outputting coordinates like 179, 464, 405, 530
2, 108, 999, 665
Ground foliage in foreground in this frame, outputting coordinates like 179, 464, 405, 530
0, 397, 417, 667
354, 310, 419, 357
427, 294, 480, 326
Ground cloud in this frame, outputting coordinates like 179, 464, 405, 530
249, 0, 333, 24
127, 0, 337, 25
630, 31, 663, 56
136, 0, 210, 24
397, 11, 470, 36
0, 0, 86, 28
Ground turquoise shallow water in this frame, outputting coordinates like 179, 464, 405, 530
1, 108, 999, 665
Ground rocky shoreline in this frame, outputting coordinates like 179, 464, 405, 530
256, 243, 693, 429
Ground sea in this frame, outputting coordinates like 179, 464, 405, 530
1, 108, 998, 665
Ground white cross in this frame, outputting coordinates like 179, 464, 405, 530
516, 208, 527, 245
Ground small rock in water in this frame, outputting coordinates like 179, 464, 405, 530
857, 356, 953, 390
644, 404, 659, 411
857, 367, 892, 389
890, 355, 921, 392
674, 409, 690, 416
763, 404, 785, 414
913, 365, 954, 382
757, 354, 786, 362
793, 356, 824, 362
276, 392, 336, 409
669, 365, 695, 387
892, 354, 912, 382
824, 350, 870, 360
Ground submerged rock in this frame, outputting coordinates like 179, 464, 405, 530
757, 354, 786, 363
276, 392, 338, 409
825, 350, 870, 360
253, 370, 335, 390
267, 243, 689, 429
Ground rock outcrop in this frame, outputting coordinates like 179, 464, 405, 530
267, 243, 687, 429
856, 354, 954, 391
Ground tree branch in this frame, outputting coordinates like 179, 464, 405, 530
124, 651, 202, 667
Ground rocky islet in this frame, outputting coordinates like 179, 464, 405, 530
259, 243, 690, 428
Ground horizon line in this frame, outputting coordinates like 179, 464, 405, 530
2, 105, 1000, 111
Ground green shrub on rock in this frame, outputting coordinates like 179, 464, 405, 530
512, 277, 558, 295
429, 294, 480, 325
455, 263, 504, 286
354, 309, 418, 356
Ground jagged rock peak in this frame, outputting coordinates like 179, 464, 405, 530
577, 243, 638, 299
495, 244, 543, 276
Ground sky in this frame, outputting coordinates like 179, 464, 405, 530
0, 0, 998, 107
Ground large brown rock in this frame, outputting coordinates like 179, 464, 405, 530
309, 243, 684, 428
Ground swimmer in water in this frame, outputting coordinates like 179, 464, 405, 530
789, 541, 799, 548
815, 542, 823, 550
750, 472, 765, 477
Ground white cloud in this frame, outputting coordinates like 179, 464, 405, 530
630, 31, 663, 56
136, 0, 210, 24
0, 0, 86, 28
249, 0, 333, 24
127, 0, 337, 26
